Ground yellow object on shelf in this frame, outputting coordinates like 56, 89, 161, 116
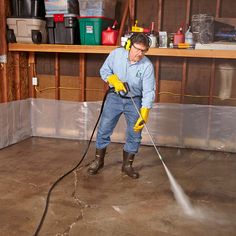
131, 20, 144, 32
176, 43, 194, 49
178, 43, 190, 49
131, 20, 149, 33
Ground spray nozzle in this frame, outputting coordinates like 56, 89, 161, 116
118, 82, 130, 97
123, 82, 130, 92
112, 20, 118, 29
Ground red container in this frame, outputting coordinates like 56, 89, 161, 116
102, 27, 118, 45
174, 28, 184, 45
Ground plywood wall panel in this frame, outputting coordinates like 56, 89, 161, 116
160, 57, 183, 81
36, 53, 55, 75
5, 52, 28, 101
191, 0, 217, 16
86, 76, 106, 101
59, 54, 80, 76
19, 53, 29, 99
60, 75, 81, 101
36, 75, 55, 100
86, 54, 107, 77
185, 58, 212, 104
159, 80, 181, 103
36, 53, 107, 78
220, 0, 236, 17
186, 58, 212, 96
33, 75, 106, 102
136, 0, 159, 29
6, 53, 15, 101
162, 0, 187, 32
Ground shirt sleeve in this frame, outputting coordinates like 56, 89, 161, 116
141, 63, 156, 109
100, 50, 116, 82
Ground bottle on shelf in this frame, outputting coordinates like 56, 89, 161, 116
174, 27, 184, 46
185, 26, 193, 45
169, 33, 174, 48
148, 21, 157, 48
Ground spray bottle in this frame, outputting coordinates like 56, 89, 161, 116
185, 26, 193, 45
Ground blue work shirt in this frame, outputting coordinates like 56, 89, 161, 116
100, 47, 156, 108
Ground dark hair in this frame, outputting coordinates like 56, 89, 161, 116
130, 33, 151, 48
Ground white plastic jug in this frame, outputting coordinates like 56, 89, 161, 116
185, 26, 193, 44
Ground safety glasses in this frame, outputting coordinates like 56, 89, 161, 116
132, 44, 148, 54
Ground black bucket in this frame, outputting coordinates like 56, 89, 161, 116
10, 0, 45, 18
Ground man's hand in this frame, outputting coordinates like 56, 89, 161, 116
107, 74, 127, 93
133, 107, 150, 132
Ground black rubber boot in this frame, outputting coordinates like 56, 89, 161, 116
122, 150, 139, 179
88, 148, 106, 175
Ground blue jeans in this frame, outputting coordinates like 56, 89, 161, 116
96, 93, 142, 154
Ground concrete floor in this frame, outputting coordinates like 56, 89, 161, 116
0, 137, 235, 236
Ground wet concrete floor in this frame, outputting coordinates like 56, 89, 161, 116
0, 137, 235, 236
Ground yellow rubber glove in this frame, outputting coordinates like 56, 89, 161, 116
107, 74, 127, 93
133, 107, 150, 132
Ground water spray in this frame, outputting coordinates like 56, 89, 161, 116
126, 84, 197, 216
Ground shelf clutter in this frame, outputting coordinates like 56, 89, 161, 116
7, 0, 118, 45
6, 1, 236, 58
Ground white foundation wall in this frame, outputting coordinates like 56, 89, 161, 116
1, 98, 236, 152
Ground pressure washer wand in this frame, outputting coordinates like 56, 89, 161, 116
129, 96, 164, 163
122, 82, 164, 163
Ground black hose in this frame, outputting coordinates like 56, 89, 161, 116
33, 90, 109, 236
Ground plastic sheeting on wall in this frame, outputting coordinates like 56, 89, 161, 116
0, 100, 31, 149
1, 98, 236, 152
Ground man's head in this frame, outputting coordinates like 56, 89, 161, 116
128, 33, 150, 62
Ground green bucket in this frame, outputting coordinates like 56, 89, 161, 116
78, 17, 114, 45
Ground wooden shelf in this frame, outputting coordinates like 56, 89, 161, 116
8, 43, 117, 54
8, 43, 236, 59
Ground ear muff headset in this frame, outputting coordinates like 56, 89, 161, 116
124, 38, 132, 50
124, 33, 151, 51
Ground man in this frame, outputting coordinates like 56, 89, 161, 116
88, 33, 156, 179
